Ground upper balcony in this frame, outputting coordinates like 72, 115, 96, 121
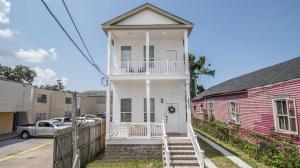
106, 29, 189, 80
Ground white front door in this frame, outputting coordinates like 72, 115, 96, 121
165, 103, 179, 133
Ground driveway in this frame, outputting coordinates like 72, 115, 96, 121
0, 137, 53, 168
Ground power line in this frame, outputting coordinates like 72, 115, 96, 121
60, 0, 96, 65
40, 0, 108, 81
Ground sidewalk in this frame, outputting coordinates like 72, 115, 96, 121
195, 131, 252, 168
0, 133, 18, 141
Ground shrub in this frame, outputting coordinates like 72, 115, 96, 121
192, 117, 300, 168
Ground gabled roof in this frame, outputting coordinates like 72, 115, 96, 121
193, 56, 300, 100
102, 3, 193, 34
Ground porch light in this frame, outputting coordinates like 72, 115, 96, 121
161, 98, 164, 103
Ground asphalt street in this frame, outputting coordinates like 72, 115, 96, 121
0, 137, 53, 168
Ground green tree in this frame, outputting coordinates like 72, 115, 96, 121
0, 64, 36, 84
39, 80, 65, 91
196, 85, 205, 94
189, 54, 215, 98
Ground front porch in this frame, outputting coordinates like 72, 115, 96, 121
110, 122, 164, 139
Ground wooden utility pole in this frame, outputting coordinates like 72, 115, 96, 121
72, 92, 78, 165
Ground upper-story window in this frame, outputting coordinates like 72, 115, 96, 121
144, 46, 154, 68
121, 46, 131, 62
37, 94, 47, 103
143, 46, 154, 61
65, 97, 72, 104
273, 98, 298, 134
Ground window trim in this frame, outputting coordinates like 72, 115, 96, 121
207, 101, 214, 115
65, 97, 72, 104
272, 97, 298, 135
227, 101, 240, 125
36, 112, 46, 122
37, 94, 47, 103
120, 98, 132, 122
121, 46, 132, 62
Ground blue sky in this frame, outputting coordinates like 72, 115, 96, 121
0, 0, 300, 92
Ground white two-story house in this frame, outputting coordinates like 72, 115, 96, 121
103, 3, 204, 167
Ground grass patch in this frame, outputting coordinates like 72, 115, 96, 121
86, 154, 162, 168
194, 128, 269, 168
198, 137, 239, 168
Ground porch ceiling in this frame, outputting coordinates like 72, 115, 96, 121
111, 29, 184, 39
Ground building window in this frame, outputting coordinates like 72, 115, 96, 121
120, 98, 132, 122
143, 46, 155, 67
65, 97, 72, 104
228, 102, 240, 124
121, 46, 131, 62
37, 94, 47, 103
144, 98, 155, 122
65, 111, 72, 118
208, 101, 214, 115
273, 98, 298, 134
36, 113, 46, 122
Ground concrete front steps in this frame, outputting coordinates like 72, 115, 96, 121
164, 137, 200, 168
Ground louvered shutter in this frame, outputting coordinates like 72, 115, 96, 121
235, 102, 240, 124
288, 99, 297, 132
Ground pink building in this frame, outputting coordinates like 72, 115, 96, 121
192, 57, 300, 145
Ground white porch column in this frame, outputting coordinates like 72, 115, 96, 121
107, 31, 112, 75
146, 80, 151, 138
184, 30, 189, 74
146, 32, 150, 75
106, 31, 112, 139
186, 79, 191, 124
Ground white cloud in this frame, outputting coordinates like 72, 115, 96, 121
0, 28, 14, 38
32, 67, 68, 86
15, 48, 58, 63
0, 0, 11, 24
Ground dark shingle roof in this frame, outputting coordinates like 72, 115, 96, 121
193, 56, 300, 100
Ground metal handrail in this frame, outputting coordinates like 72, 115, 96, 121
162, 121, 170, 168
188, 123, 205, 168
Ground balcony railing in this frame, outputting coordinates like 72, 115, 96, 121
109, 122, 164, 139
111, 61, 186, 75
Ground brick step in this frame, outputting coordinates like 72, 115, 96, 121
170, 150, 195, 155
169, 146, 194, 150
171, 155, 198, 160
171, 160, 199, 166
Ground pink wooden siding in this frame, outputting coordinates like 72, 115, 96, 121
192, 78, 300, 145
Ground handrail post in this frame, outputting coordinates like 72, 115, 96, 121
127, 60, 130, 73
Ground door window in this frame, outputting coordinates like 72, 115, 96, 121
143, 46, 154, 67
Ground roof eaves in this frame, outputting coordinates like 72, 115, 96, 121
101, 3, 193, 33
